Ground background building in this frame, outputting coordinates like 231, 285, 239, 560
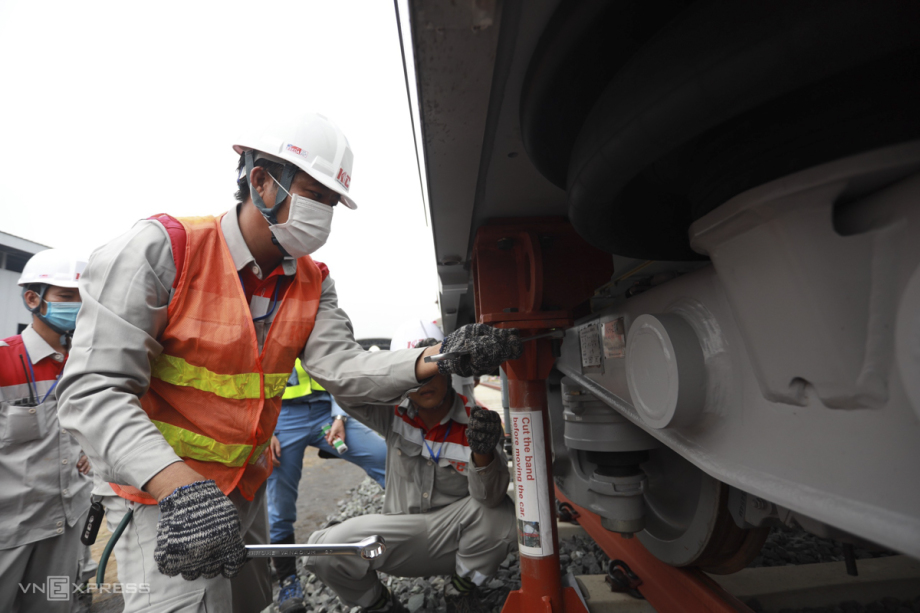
0, 231, 48, 338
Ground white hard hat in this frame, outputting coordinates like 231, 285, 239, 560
17, 249, 87, 289
389, 318, 444, 350
234, 112, 357, 210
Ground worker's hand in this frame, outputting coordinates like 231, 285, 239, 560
438, 324, 522, 377
76, 453, 91, 475
325, 419, 345, 446
145, 462, 207, 502
154, 480, 247, 580
467, 406, 504, 456
270, 435, 282, 467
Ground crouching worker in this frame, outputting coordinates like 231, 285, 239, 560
305, 339, 515, 613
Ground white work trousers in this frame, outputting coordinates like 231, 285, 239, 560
101, 484, 272, 613
305, 495, 516, 609
0, 509, 89, 613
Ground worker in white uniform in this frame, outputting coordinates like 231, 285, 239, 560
57, 112, 523, 613
0, 250, 93, 613
305, 339, 515, 613
270, 359, 387, 613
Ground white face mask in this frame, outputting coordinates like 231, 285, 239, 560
268, 177, 334, 258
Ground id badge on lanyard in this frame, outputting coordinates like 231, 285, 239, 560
23, 347, 59, 404
238, 273, 281, 321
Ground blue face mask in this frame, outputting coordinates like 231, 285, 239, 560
40, 301, 81, 333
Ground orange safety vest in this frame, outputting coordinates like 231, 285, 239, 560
110, 214, 323, 504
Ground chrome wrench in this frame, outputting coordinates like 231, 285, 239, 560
518, 329, 566, 343
245, 535, 386, 560
423, 329, 565, 363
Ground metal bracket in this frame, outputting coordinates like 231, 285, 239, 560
605, 559, 644, 599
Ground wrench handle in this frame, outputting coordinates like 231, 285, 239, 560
519, 329, 565, 342
423, 350, 470, 363
246, 535, 386, 559
246, 544, 360, 557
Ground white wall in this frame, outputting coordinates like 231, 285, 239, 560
0, 268, 31, 338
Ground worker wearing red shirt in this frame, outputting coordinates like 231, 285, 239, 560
0, 249, 93, 613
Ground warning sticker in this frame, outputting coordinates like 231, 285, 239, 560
602, 317, 626, 359
579, 323, 602, 369
511, 411, 554, 557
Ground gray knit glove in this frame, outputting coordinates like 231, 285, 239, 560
438, 324, 522, 377
154, 480, 248, 580
467, 406, 504, 455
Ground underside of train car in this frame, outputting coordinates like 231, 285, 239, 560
398, 0, 920, 570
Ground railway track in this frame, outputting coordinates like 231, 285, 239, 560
556, 489, 920, 613
556, 488, 752, 612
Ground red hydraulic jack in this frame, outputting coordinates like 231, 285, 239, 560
471, 218, 613, 613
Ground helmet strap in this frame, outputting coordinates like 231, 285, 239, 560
243, 150, 300, 226
22, 284, 47, 316
22, 284, 72, 339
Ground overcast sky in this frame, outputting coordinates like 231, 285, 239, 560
0, 0, 439, 339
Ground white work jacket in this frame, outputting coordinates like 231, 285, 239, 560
0, 326, 91, 550
343, 393, 510, 515
57, 206, 426, 492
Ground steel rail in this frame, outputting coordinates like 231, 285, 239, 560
555, 487, 753, 613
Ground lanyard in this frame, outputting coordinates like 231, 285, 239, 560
422, 421, 453, 464
238, 272, 282, 322
22, 346, 60, 404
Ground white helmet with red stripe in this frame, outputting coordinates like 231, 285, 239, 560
17, 249, 86, 289
234, 112, 357, 211
389, 318, 444, 351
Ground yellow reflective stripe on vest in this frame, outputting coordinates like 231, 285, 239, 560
152, 420, 270, 468
152, 354, 289, 399
282, 358, 326, 400
264, 373, 290, 398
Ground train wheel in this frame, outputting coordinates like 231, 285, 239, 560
638, 447, 767, 572
693, 484, 770, 575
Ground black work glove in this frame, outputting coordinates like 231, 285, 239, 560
154, 480, 248, 580
437, 324, 522, 377
467, 406, 504, 455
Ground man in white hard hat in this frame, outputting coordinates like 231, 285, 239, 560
0, 249, 94, 613
57, 112, 523, 613
305, 338, 514, 613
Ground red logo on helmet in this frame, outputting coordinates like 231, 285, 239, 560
336, 168, 351, 190
286, 144, 309, 159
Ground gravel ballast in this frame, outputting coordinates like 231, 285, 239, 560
750, 527, 895, 568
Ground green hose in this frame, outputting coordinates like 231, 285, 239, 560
96, 508, 133, 588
